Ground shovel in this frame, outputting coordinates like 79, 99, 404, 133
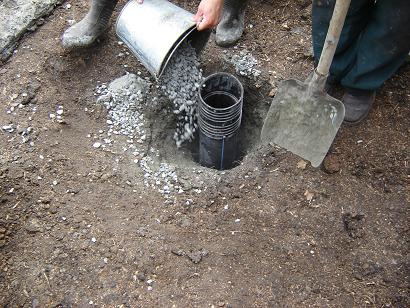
260, 0, 351, 167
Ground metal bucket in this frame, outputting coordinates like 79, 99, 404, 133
116, 0, 210, 79
198, 73, 244, 170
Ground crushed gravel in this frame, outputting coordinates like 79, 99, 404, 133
226, 49, 261, 79
95, 74, 188, 200
96, 73, 150, 140
160, 42, 203, 147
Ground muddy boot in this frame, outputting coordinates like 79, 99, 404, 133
342, 89, 376, 125
215, 0, 248, 47
61, 0, 119, 49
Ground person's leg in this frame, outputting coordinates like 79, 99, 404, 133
61, 0, 119, 49
341, 0, 410, 124
312, 0, 374, 84
341, 0, 410, 91
215, 0, 248, 47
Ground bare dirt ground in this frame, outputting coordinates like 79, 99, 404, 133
1, 0, 409, 307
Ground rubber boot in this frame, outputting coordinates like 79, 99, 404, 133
215, 0, 248, 47
61, 0, 119, 49
342, 89, 376, 125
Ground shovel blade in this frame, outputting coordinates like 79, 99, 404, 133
261, 79, 345, 167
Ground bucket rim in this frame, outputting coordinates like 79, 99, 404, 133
199, 127, 240, 140
199, 72, 244, 111
158, 26, 197, 79
198, 110, 242, 123
199, 91, 242, 114
198, 117, 242, 138
116, 0, 211, 80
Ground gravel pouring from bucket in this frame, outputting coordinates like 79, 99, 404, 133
260, 0, 350, 167
116, 0, 210, 79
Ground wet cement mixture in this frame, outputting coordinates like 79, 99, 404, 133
0, 0, 409, 307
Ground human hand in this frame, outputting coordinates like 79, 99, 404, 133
194, 0, 224, 31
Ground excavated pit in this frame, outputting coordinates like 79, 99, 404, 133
93, 54, 272, 199
148, 69, 271, 171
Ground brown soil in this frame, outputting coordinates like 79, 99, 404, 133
1, 0, 409, 307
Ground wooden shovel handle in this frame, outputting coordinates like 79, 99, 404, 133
316, 0, 351, 77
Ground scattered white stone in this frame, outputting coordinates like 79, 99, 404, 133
1, 124, 14, 133
226, 50, 261, 79
93, 142, 101, 148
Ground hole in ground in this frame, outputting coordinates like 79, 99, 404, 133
149, 72, 271, 171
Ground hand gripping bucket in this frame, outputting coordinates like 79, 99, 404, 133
198, 73, 244, 170
116, 0, 210, 79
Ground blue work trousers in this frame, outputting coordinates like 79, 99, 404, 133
312, 0, 410, 91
